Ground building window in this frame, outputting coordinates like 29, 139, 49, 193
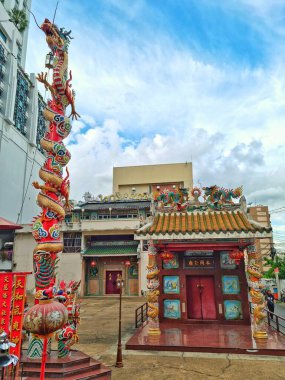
0, 29, 7, 43
63, 233, 82, 253
0, 42, 5, 106
36, 96, 46, 153
13, 69, 29, 136
17, 41, 22, 63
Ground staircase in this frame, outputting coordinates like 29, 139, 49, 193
21, 349, 111, 379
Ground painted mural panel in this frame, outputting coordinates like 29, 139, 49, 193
220, 252, 237, 269
222, 276, 240, 294
164, 299, 181, 319
163, 254, 179, 269
224, 300, 243, 320
163, 276, 180, 294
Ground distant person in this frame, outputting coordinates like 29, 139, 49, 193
266, 290, 275, 319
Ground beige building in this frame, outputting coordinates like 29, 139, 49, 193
113, 162, 193, 194
248, 205, 273, 270
14, 163, 194, 295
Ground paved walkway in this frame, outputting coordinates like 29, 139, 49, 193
73, 297, 285, 380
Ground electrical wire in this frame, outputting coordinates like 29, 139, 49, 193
16, 147, 37, 223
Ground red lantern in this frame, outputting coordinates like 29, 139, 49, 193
91, 260, 97, 267
23, 299, 68, 338
160, 251, 174, 262
125, 260, 131, 267
230, 249, 244, 265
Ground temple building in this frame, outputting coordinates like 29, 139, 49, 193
130, 185, 272, 346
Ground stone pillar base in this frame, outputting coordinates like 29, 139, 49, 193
148, 328, 161, 336
27, 336, 51, 359
253, 331, 268, 340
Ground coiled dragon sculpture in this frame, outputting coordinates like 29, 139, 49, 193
31, 19, 79, 292
146, 240, 161, 335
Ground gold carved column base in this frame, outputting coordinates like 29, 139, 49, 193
253, 331, 268, 340
148, 327, 161, 336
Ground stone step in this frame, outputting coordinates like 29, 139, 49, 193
20, 350, 111, 379
21, 368, 111, 380
25, 355, 91, 369
22, 360, 101, 377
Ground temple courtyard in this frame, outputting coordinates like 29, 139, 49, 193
23, 296, 285, 380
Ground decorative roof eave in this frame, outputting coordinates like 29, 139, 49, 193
0, 217, 23, 230
134, 230, 272, 241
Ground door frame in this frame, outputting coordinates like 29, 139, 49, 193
186, 275, 218, 321
105, 269, 123, 295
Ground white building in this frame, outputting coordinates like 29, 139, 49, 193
0, 0, 45, 224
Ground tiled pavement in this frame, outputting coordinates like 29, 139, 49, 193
25, 296, 285, 380
75, 297, 285, 380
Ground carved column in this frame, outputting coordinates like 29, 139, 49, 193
246, 244, 268, 340
146, 240, 161, 335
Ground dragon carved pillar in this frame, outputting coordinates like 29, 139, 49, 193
146, 240, 161, 336
246, 244, 268, 340
28, 19, 79, 359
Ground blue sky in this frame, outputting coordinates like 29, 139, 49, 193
26, 0, 285, 248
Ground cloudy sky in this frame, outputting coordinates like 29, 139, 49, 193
26, 0, 285, 246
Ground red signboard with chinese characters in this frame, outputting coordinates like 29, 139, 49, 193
9, 274, 27, 357
0, 273, 13, 334
184, 257, 215, 268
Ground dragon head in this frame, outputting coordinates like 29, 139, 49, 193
203, 185, 218, 196
41, 19, 72, 53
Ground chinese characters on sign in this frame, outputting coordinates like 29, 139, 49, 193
0, 273, 13, 334
9, 275, 27, 357
184, 257, 215, 268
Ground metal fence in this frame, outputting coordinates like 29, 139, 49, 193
249, 302, 285, 335
135, 302, 148, 328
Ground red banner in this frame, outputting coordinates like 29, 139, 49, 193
0, 273, 13, 334
9, 274, 27, 357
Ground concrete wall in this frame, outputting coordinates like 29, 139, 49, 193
113, 163, 193, 194
13, 229, 34, 290
14, 228, 83, 293
248, 206, 273, 271
57, 251, 82, 289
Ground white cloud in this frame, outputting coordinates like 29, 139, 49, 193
26, 1, 285, 229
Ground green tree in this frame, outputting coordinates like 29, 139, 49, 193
264, 256, 285, 279
8, 8, 28, 33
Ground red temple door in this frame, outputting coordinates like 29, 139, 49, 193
187, 276, 217, 320
105, 270, 122, 294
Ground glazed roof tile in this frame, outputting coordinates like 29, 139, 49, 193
137, 210, 271, 237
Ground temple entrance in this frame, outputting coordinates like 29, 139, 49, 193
105, 270, 122, 294
187, 276, 217, 320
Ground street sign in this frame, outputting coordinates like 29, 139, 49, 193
274, 268, 279, 273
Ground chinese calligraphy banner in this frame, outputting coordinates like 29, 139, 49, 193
184, 257, 215, 269
10, 274, 27, 357
0, 272, 13, 334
